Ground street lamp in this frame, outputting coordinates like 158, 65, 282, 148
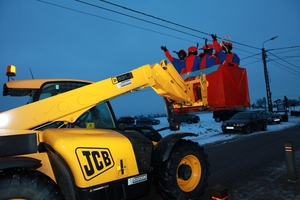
262, 36, 278, 112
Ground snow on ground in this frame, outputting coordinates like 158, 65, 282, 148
152, 111, 300, 146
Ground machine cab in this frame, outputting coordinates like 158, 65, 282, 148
3, 79, 117, 130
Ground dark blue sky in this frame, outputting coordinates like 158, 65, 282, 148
1, 0, 300, 116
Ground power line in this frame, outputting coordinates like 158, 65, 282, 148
240, 52, 261, 61
268, 52, 300, 70
241, 60, 261, 67
269, 59, 300, 76
40, 0, 257, 55
38, 0, 299, 72
282, 57, 300, 61
98, 0, 210, 37
37, 0, 197, 43
40, 0, 260, 58
243, 46, 300, 60
273, 48, 300, 55
268, 45, 300, 51
97, 0, 215, 40
75, 0, 207, 42
97, 0, 260, 50
269, 55, 300, 61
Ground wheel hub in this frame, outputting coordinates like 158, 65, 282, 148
178, 164, 192, 180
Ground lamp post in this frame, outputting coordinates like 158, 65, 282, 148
262, 36, 278, 112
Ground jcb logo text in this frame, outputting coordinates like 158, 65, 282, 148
76, 148, 114, 180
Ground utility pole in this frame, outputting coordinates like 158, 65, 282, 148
262, 36, 278, 112
261, 47, 273, 112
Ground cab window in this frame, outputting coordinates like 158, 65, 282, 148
72, 102, 116, 129
33, 102, 116, 130
36, 82, 88, 101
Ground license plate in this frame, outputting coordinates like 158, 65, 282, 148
226, 126, 234, 129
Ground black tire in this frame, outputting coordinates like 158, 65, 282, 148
222, 129, 228, 133
244, 125, 251, 134
187, 119, 192, 124
156, 140, 209, 200
261, 122, 267, 131
0, 169, 64, 200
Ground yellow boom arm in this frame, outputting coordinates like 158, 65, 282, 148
0, 60, 208, 130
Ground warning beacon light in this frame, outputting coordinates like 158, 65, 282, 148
6, 65, 16, 81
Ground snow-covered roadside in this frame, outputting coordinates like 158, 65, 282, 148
153, 112, 300, 145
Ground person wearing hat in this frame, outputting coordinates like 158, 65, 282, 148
186, 45, 201, 73
211, 34, 240, 67
161, 46, 187, 74
198, 39, 219, 69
